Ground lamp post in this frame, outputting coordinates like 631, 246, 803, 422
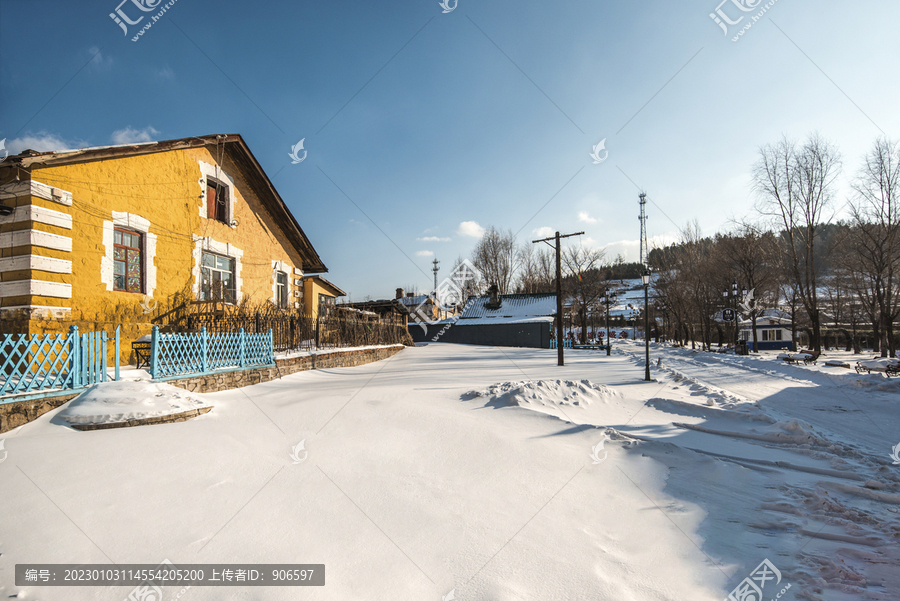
655, 303, 666, 343
722, 281, 743, 350
604, 288, 615, 356
642, 269, 651, 381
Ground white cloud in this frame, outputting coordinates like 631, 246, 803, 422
86, 46, 113, 71
416, 250, 434, 257
6, 132, 88, 154
457, 221, 485, 238
578, 211, 597, 224
416, 236, 451, 242
111, 126, 160, 145
155, 66, 175, 79
532, 226, 555, 238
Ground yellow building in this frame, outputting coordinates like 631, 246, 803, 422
0, 134, 329, 362
300, 275, 346, 320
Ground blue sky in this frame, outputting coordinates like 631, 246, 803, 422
2, 0, 898, 300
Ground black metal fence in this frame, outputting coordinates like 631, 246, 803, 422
176, 310, 412, 353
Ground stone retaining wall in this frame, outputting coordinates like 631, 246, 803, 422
0, 345, 406, 432
0, 393, 81, 433
163, 345, 405, 394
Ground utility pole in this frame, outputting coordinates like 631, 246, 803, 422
533, 230, 584, 366
639, 193, 651, 381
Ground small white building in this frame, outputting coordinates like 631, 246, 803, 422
739, 309, 793, 351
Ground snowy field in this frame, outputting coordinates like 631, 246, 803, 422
2, 341, 899, 600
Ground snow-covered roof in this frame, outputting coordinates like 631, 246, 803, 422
455, 316, 554, 326
398, 295, 431, 307
460, 293, 557, 320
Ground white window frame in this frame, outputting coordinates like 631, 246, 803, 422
192, 236, 243, 303
101, 211, 157, 297
198, 160, 236, 228
271, 260, 292, 307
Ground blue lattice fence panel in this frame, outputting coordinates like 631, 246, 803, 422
154, 331, 204, 378
243, 330, 274, 366
208, 331, 241, 370
0, 331, 74, 395
148, 327, 274, 379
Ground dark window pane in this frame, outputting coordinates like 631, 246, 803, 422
114, 274, 125, 290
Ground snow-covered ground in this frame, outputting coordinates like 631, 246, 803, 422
1, 341, 898, 600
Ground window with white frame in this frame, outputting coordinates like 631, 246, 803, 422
276, 271, 288, 308
113, 228, 143, 293
200, 252, 236, 303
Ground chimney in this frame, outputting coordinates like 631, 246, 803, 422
407, 292, 415, 298
396, 288, 404, 299
486, 283, 501, 309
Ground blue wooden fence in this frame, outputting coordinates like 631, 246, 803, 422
149, 326, 274, 380
0, 326, 120, 401
549, 339, 573, 349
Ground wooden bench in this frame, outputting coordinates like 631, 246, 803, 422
778, 351, 818, 365
856, 358, 900, 377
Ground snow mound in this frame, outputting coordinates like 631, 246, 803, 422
465, 379, 619, 408
663, 368, 751, 408
646, 397, 774, 423
58, 380, 211, 425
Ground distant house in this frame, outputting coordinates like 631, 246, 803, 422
395, 288, 438, 322
739, 309, 793, 351
301, 275, 346, 319
410, 287, 556, 348
341, 299, 410, 326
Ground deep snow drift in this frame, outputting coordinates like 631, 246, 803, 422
58, 380, 211, 426
1, 341, 898, 600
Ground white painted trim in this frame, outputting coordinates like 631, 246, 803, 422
0, 229, 72, 252
0, 279, 72, 299
0, 180, 73, 206
101, 212, 157, 296
198, 161, 236, 228
293, 267, 304, 276
0, 304, 71, 318
192, 236, 243, 302
0, 255, 72, 274
0, 205, 72, 229
272, 259, 290, 304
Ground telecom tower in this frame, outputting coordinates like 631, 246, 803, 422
432, 258, 440, 299
638, 193, 649, 267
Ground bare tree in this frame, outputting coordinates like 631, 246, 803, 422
717, 223, 778, 352
847, 138, 900, 356
563, 245, 607, 343
517, 243, 555, 293
471, 226, 519, 294
449, 255, 484, 305
753, 133, 842, 353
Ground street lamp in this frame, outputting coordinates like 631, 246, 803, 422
642, 269, 651, 381
723, 281, 744, 350
604, 288, 615, 356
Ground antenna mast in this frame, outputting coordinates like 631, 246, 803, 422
432, 258, 440, 298
638, 193, 649, 267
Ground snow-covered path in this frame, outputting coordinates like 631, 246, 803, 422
1, 342, 898, 600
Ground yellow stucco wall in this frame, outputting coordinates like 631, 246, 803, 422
1, 146, 314, 364
302, 277, 343, 321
